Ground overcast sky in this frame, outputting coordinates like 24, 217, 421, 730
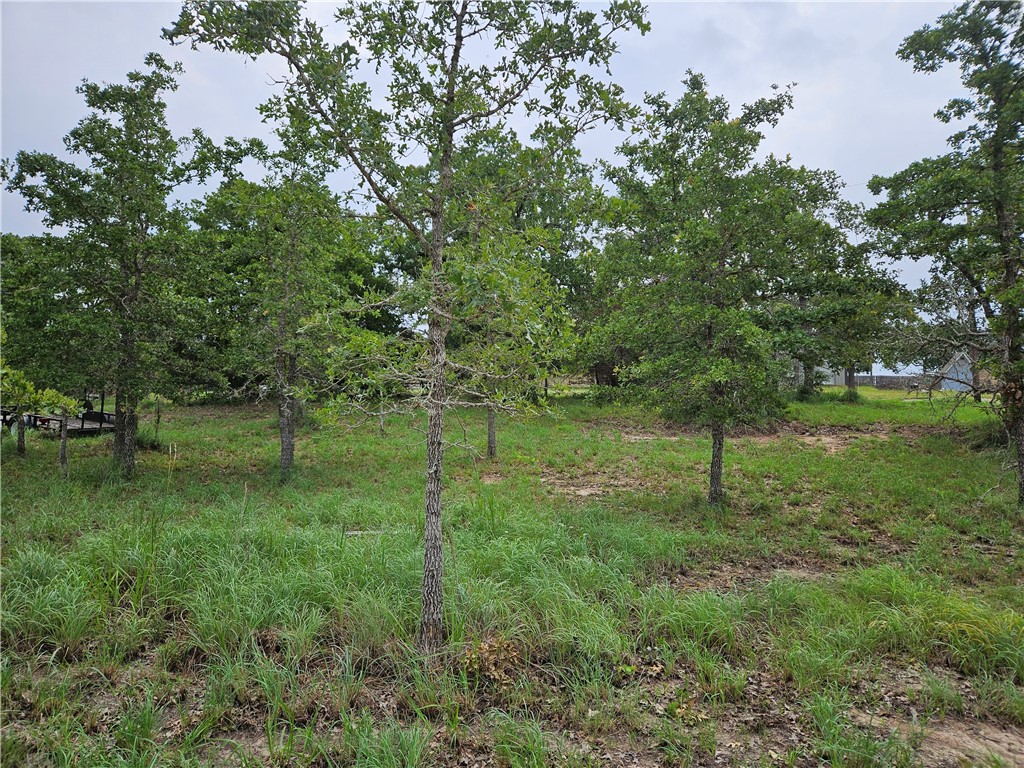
3, 1, 965, 290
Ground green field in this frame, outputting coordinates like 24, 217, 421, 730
2, 388, 1022, 767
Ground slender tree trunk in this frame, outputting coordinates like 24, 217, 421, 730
486, 406, 496, 459
1015, 415, 1024, 510
845, 366, 857, 396
709, 421, 725, 504
417, 0, 465, 656
113, 338, 139, 478
16, 417, 25, 456
116, 398, 138, 479
113, 390, 125, 462
155, 401, 161, 442
279, 392, 295, 482
419, 313, 448, 654
799, 359, 818, 398
60, 417, 69, 480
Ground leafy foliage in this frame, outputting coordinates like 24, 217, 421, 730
2, 53, 228, 476
868, 0, 1024, 503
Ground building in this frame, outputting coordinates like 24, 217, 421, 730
933, 351, 974, 391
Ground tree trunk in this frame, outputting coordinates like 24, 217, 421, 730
1015, 415, 1024, 510
113, 390, 124, 461
419, 315, 447, 655
708, 421, 725, 504
155, 401, 161, 442
486, 406, 496, 459
279, 392, 296, 482
60, 417, 69, 480
16, 417, 25, 456
275, 345, 299, 481
115, 399, 138, 479
798, 359, 818, 399
417, 7, 464, 655
845, 366, 857, 395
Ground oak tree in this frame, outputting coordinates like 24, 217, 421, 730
869, 0, 1024, 505
4, 54, 219, 477
167, 0, 646, 652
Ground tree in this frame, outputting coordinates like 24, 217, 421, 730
440, 131, 583, 459
168, 0, 645, 653
0, 234, 102, 395
3, 54, 221, 478
590, 75, 835, 503
40, 389, 80, 480
193, 122, 372, 481
141, 393, 172, 444
1, 366, 40, 456
868, 1, 1024, 505
768, 235, 912, 399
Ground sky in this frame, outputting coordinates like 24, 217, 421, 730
2, 1, 965, 292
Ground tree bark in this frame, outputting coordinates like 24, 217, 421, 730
114, 397, 138, 479
60, 417, 69, 480
415, 0, 469, 657
708, 421, 725, 504
16, 417, 25, 456
113, 389, 124, 462
1015, 414, 1024, 510
486, 406, 496, 459
798, 359, 818, 398
278, 392, 296, 482
845, 366, 857, 396
419, 318, 448, 654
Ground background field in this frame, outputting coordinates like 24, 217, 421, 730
2, 388, 1022, 767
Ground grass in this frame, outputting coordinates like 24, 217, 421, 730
1, 388, 1022, 766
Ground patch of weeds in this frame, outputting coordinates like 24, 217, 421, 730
808, 690, 919, 768
463, 635, 522, 691
328, 649, 366, 714
972, 674, 1024, 724
1, 733, 31, 767
398, 664, 469, 726
915, 670, 965, 717
280, 604, 328, 665
689, 646, 747, 704
491, 712, 549, 768
556, 661, 616, 735
636, 588, 747, 659
334, 713, 432, 768
654, 719, 694, 767
113, 699, 159, 764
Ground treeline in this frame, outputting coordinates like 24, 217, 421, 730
2, 1, 1021, 652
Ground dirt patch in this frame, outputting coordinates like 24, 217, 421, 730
830, 515, 911, 558
853, 710, 1024, 767
740, 422, 917, 455
670, 556, 832, 591
918, 718, 1024, 767
742, 432, 873, 455
587, 419, 951, 455
541, 467, 652, 497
